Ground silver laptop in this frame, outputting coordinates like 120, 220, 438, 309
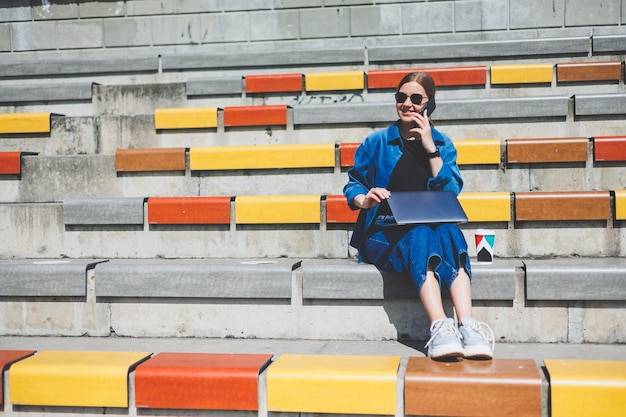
386, 191, 468, 225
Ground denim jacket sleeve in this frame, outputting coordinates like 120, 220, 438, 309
343, 124, 404, 208
427, 128, 464, 195
343, 138, 373, 210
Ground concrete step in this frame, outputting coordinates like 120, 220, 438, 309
1, 199, 625, 259
2, 142, 626, 201
0, 258, 624, 343
2, 336, 625, 363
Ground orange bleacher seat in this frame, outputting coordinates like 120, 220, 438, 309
593, 136, 626, 162
115, 148, 186, 172
0, 350, 36, 405
339, 142, 360, 167
515, 191, 611, 221
223, 105, 288, 127
557, 61, 622, 83
325, 195, 358, 223
245, 73, 303, 93
404, 357, 542, 417
147, 196, 231, 225
0, 152, 28, 175
135, 352, 273, 410
507, 137, 588, 163
367, 66, 487, 89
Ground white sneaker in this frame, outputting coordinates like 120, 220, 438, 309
425, 318, 464, 359
459, 318, 495, 359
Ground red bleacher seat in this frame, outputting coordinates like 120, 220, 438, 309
135, 352, 273, 410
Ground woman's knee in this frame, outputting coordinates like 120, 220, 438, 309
434, 223, 464, 240
404, 225, 437, 244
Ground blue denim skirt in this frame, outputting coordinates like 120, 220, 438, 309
361, 217, 471, 295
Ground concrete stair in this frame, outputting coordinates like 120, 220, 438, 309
1, 38, 625, 346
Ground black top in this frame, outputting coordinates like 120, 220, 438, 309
377, 138, 430, 216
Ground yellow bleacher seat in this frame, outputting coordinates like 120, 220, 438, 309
304, 70, 365, 91
267, 354, 400, 415
154, 107, 218, 130
545, 359, 626, 417
455, 139, 502, 165
459, 192, 511, 222
189, 144, 335, 170
491, 63, 553, 84
0, 113, 52, 134
9, 350, 151, 407
235, 195, 320, 224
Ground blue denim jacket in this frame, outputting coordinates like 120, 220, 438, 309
343, 121, 464, 256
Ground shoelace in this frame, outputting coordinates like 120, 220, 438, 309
465, 321, 496, 352
424, 320, 462, 350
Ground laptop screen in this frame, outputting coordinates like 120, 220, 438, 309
386, 191, 468, 225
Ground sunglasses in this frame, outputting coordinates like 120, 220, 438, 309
395, 91, 427, 105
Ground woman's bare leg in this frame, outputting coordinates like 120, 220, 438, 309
449, 268, 473, 324
419, 270, 447, 323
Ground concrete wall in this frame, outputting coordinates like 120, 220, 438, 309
0, 0, 624, 57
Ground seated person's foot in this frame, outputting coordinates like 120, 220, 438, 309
425, 318, 464, 360
459, 318, 495, 359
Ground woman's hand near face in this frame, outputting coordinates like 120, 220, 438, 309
410, 110, 436, 153
355, 187, 391, 209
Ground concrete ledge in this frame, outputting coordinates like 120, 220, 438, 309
63, 197, 146, 225
368, 37, 589, 62
94, 259, 299, 299
161, 48, 365, 71
525, 258, 626, 301
574, 93, 626, 116
301, 259, 518, 301
0, 257, 624, 342
0, 259, 106, 297
187, 76, 243, 96
292, 96, 569, 125
439, 96, 569, 120
302, 259, 415, 300
0, 56, 158, 78
293, 102, 395, 125
470, 261, 518, 300
592, 35, 626, 54
0, 83, 93, 104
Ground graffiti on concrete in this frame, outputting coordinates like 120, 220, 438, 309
291, 93, 364, 105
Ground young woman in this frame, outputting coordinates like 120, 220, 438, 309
343, 71, 494, 359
